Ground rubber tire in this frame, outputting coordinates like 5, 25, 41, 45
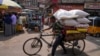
72, 40, 85, 55
23, 38, 42, 55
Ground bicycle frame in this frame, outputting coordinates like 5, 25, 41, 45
38, 31, 55, 47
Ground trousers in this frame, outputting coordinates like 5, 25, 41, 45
51, 34, 66, 56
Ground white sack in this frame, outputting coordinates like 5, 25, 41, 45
75, 24, 89, 28
63, 20, 78, 26
69, 9, 90, 17
53, 9, 67, 17
53, 9, 78, 20
77, 18, 91, 23
58, 14, 78, 20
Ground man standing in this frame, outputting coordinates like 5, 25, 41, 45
4, 13, 12, 36
11, 12, 17, 35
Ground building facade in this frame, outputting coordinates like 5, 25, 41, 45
12, 0, 50, 9
84, 0, 100, 16
47, 0, 100, 16
13, 0, 100, 16
50, 0, 85, 13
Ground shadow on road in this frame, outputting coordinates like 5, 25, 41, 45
48, 48, 89, 56
28, 54, 41, 56
0, 31, 25, 41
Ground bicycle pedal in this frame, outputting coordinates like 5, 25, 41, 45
77, 46, 81, 49
48, 45, 52, 48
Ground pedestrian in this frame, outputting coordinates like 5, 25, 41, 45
38, 15, 43, 30
11, 12, 17, 35
43, 16, 67, 56
0, 12, 3, 30
3, 13, 12, 36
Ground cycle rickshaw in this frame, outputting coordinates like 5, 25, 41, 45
23, 26, 86, 56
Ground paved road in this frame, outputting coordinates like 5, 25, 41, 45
0, 28, 100, 56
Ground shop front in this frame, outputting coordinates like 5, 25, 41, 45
84, 2, 100, 16
53, 4, 84, 13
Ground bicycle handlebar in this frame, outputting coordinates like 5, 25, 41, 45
41, 34, 55, 36
39, 30, 56, 36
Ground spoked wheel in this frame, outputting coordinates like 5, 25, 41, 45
64, 41, 75, 54
23, 38, 42, 55
72, 39, 85, 55
64, 41, 74, 48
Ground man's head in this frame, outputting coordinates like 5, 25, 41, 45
50, 16, 56, 23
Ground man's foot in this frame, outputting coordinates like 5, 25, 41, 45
62, 51, 67, 55
48, 54, 56, 56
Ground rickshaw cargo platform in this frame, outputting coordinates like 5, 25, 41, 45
63, 26, 88, 34
63, 26, 87, 41
77, 28, 88, 32
64, 32, 86, 41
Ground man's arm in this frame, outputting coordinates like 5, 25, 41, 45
42, 25, 52, 31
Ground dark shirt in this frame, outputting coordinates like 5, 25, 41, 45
51, 21, 63, 33
4, 15, 12, 24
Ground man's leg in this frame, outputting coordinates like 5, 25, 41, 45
52, 34, 66, 56
12, 25, 16, 35
60, 41, 67, 54
51, 36, 61, 56
14, 25, 16, 34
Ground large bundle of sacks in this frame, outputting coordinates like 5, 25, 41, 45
53, 9, 91, 41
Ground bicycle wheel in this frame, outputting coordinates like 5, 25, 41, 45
23, 38, 42, 55
72, 39, 85, 55
64, 41, 74, 48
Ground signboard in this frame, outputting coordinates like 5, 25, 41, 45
84, 3, 100, 9
59, 5, 84, 10
39, 4, 45, 8
84, 0, 94, 2
52, 0, 58, 4
53, 4, 84, 13
8, 7, 21, 12
25, 6, 39, 10
61, 0, 84, 3
97, 0, 100, 2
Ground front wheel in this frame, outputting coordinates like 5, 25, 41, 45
23, 38, 42, 55
72, 39, 85, 55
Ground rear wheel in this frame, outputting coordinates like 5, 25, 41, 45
72, 40, 85, 55
23, 38, 42, 55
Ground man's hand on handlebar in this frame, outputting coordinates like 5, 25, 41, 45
42, 29, 46, 32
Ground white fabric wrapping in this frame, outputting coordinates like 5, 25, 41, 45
53, 9, 78, 20
69, 9, 90, 17
62, 20, 78, 26
77, 17, 91, 23
75, 24, 89, 28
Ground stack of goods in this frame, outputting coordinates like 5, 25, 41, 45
75, 17, 90, 32
53, 9, 90, 41
69, 9, 90, 33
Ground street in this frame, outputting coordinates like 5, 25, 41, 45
0, 28, 100, 56
0, 0, 100, 56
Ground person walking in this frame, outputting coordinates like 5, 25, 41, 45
43, 16, 67, 56
0, 12, 3, 30
3, 13, 12, 36
11, 12, 17, 35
